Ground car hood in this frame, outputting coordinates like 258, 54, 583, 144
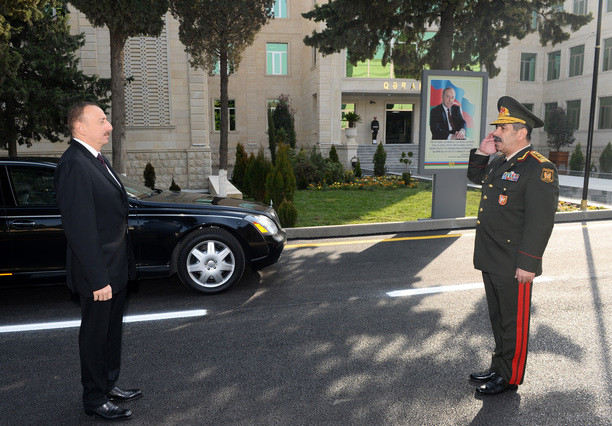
134, 191, 273, 214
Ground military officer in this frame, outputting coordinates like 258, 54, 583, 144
467, 96, 559, 395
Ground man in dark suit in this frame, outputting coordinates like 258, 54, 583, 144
467, 96, 559, 395
55, 102, 140, 420
430, 87, 467, 140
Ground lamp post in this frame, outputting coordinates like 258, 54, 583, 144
581, 0, 604, 210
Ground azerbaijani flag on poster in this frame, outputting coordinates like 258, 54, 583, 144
430, 79, 476, 129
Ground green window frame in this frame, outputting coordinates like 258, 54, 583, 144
566, 100, 581, 130
522, 103, 534, 112
544, 102, 558, 131
603, 38, 612, 72
213, 99, 236, 132
273, 0, 287, 18
547, 51, 561, 80
599, 97, 612, 129
569, 45, 585, 77
520, 53, 536, 81
266, 43, 288, 75
573, 0, 587, 14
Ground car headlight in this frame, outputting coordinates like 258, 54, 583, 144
245, 214, 279, 235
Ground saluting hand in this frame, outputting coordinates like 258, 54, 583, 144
477, 131, 497, 156
93, 285, 113, 301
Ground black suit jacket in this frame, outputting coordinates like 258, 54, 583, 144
54, 139, 133, 296
429, 103, 467, 140
467, 146, 559, 278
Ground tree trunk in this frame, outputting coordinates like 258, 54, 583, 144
110, 29, 126, 175
436, 5, 455, 70
219, 47, 229, 171
5, 100, 18, 158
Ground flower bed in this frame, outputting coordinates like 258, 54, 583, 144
307, 176, 415, 190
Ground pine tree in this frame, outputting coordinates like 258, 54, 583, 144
170, 0, 275, 171
303, 1, 591, 78
265, 143, 296, 207
232, 143, 249, 192
272, 94, 297, 148
0, 0, 109, 157
373, 142, 387, 177
267, 109, 277, 164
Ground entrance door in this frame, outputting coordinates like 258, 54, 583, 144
385, 110, 412, 144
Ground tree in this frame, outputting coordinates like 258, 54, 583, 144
0, 0, 109, 157
170, 0, 275, 172
267, 109, 277, 164
302, 0, 591, 79
69, 0, 169, 174
271, 94, 296, 148
546, 106, 575, 151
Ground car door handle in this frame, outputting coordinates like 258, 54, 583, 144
10, 220, 37, 228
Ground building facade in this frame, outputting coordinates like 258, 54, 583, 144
17, 0, 612, 188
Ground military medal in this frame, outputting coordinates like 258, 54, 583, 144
499, 194, 507, 205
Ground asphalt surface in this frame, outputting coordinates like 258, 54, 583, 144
1, 219, 611, 425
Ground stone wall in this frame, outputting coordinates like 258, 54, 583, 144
125, 148, 212, 191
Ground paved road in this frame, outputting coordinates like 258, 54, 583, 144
1, 220, 611, 425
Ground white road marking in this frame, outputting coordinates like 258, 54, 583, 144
0, 309, 207, 334
387, 276, 552, 298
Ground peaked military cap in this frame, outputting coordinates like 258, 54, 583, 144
490, 96, 544, 129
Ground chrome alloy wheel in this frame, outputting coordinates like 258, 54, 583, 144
186, 240, 236, 288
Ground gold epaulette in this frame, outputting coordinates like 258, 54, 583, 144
529, 151, 550, 163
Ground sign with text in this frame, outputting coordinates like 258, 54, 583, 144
418, 70, 488, 174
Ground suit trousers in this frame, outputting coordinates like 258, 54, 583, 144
482, 272, 533, 385
79, 290, 126, 409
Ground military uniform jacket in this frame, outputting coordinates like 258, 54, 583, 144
467, 146, 559, 278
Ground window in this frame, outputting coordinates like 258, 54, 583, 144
569, 45, 585, 77
544, 102, 558, 131
273, 0, 287, 18
212, 60, 233, 75
266, 43, 288, 75
573, 0, 587, 14
608, 0, 612, 12
547, 51, 561, 80
341, 103, 355, 129
566, 100, 581, 130
9, 166, 56, 206
214, 99, 236, 131
603, 38, 612, 72
520, 53, 536, 81
599, 96, 612, 129
522, 103, 534, 112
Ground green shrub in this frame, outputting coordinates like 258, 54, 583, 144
569, 143, 585, 171
169, 177, 181, 192
373, 142, 387, 176
267, 109, 277, 164
344, 169, 356, 183
309, 146, 327, 180
292, 148, 320, 189
277, 200, 298, 228
324, 161, 344, 185
232, 143, 249, 192
265, 143, 296, 207
600, 142, 612, 173
143, 162, 155, 189
354, 160, 362, 178
402, 172, 411, 186
245, 149, 272, 202
329, 144, 340, 163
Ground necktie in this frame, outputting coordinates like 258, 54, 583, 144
97, 153, 105, 166
447, 107, 455, 130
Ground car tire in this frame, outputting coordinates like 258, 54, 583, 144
176, 227, 246, 294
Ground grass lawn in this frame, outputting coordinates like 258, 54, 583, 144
293, 180, 483, 227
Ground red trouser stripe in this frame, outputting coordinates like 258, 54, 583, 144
510, 281, 531, 384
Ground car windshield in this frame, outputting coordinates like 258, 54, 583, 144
119, 175, 159, 199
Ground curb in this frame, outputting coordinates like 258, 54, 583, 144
286, 208, 612, 240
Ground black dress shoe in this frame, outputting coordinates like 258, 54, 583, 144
475, 373, 518, 395
470, 370, 497, 381
84, 401, 132, 420
107, 386, 143, 401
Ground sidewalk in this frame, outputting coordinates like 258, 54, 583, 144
286, 175, 612, 240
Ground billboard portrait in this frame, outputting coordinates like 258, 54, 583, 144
419, 70, 488, 174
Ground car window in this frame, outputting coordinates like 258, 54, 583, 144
8, 166, 57, 206
119, 175, 158, 199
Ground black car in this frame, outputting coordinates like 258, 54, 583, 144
0, 158, 286, 294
